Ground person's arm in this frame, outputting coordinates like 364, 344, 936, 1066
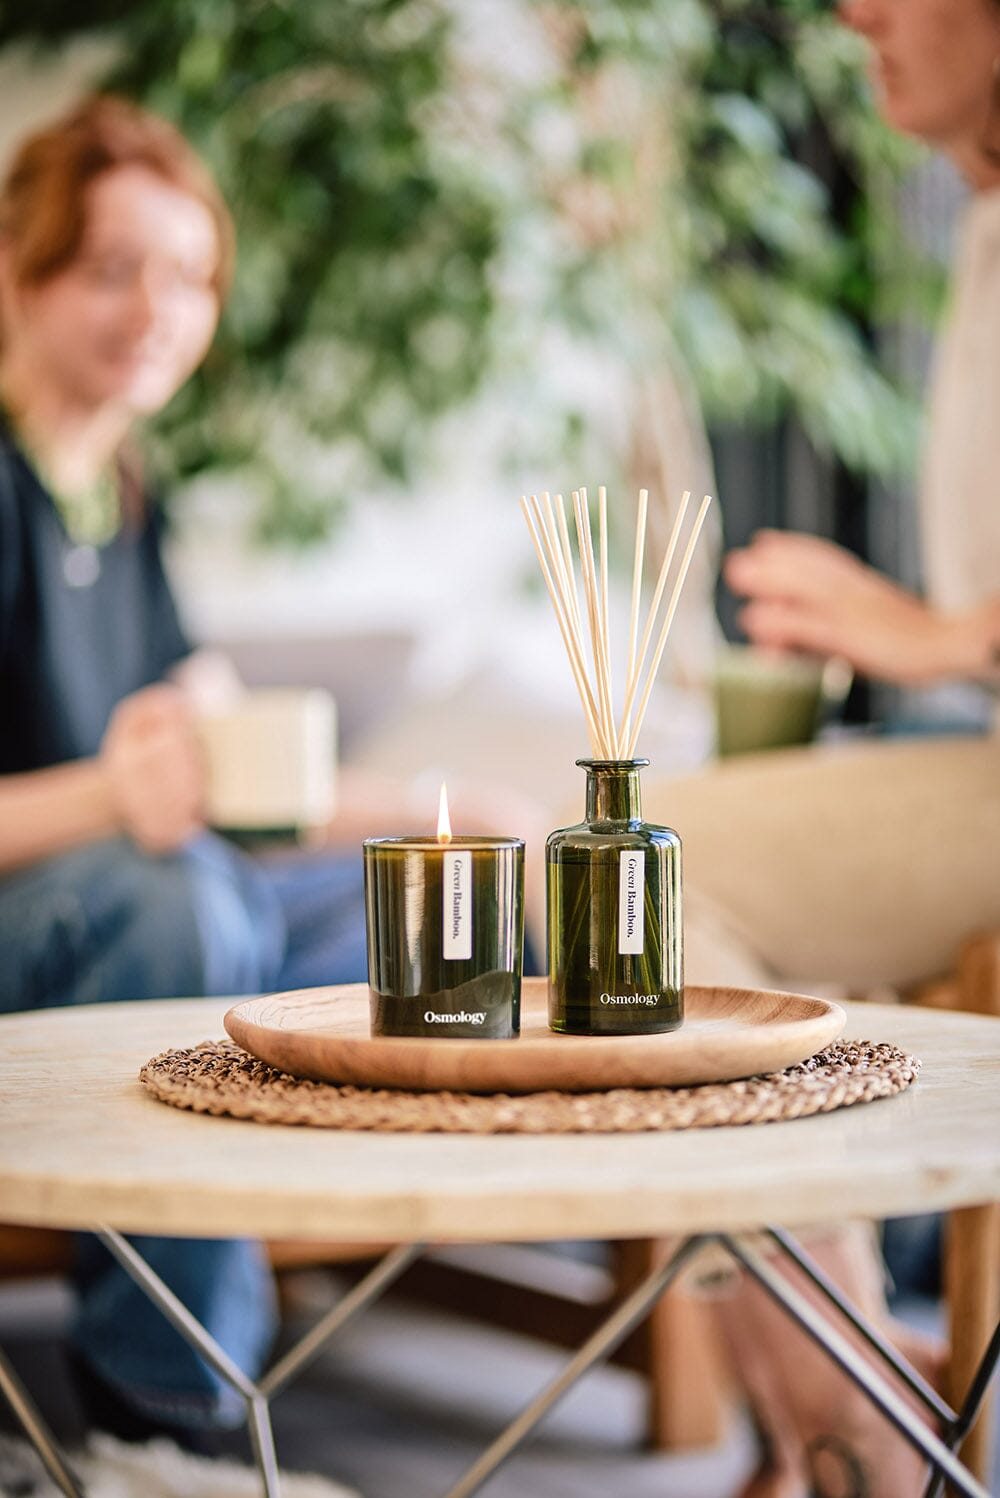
724, 530, 1000, 687
0, 759, 119, 874
0, 684, 207, 877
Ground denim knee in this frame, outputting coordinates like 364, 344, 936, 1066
0, 835, 287, 1011
180, 835, 286, 996
0, 839, 206, 1009
73, 1234, 278, 1430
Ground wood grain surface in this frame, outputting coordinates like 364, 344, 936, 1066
224, 980, 846, 1092
1, 996, 999, 1241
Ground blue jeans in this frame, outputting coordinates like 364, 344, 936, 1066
0, 832, 368, 1428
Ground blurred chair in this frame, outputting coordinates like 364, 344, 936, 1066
909, 930, 1000, 1481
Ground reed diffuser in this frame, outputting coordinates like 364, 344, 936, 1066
522, 485, 712, 1036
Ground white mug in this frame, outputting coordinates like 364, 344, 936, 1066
199, 688, 336, 835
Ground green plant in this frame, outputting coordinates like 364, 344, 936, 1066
492, 0, 936, 484
2, 0, 932, 541
3, 0, 504, 542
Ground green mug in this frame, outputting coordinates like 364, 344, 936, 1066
713, 645, 852, 757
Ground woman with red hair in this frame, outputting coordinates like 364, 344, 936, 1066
0, 91, 546, 1453
0, 93, 338, 1445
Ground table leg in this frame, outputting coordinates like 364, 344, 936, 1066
722, 1233, 993, 1498
260, 1242, 421, 1397
96, 1228, 281, 1498
3, 1224, 995, 1498
0, 1343, 86, 1497
440, 1234, 710, 1498
92, 1228, 425, 1498
923, 1317, 1000, 1498
944, 1203, 1000, 1482
764, 1227, 953, 1424
761, 1227, 1000, 1498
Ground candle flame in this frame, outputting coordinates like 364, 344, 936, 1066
437, 781, 452, 845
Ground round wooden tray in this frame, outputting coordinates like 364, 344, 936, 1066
224, 979, 846, 1094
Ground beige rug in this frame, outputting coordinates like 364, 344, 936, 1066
0, 1432, 360, 1497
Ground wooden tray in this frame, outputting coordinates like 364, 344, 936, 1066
225, 980, 845, 1094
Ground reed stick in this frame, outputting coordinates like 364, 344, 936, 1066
521, 495, 603, 754
529, 492, 602, 743
597, 486, 615, 754
523, 483, 712, 762
574, 490, 616, 758
577, 491, 616, 754
618, 489, 690, 743
549, 490, 613, 759
543, 495, 608, 751
541, 493, 586, 668
554, 493, 586, 661
625, 492, 713, 756
626, 488, 648, 688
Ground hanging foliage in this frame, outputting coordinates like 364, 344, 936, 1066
1, 0, 933, 542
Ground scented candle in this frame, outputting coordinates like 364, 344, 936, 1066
363, 791, 523, 1038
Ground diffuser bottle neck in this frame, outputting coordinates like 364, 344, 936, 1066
580, 759, 647, 824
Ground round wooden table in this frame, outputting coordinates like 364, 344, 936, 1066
1, 994, 999, 1498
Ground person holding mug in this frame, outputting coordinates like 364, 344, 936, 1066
651, 2, 1000, 1493
0, 88, 548, 1447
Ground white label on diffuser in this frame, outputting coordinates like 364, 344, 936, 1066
618, 851, 645, 954
443, 851, 473, 959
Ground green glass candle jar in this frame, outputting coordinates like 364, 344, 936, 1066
547, 759, 682, 1035
364, 835, 524, 1038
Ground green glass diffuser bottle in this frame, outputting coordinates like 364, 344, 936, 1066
547, 758, 682, 1035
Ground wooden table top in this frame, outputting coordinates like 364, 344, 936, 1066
2, 995, 999, 1243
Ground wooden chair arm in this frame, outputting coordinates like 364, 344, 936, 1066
910, 930, 1000, 1018
0, 1226, 393, 1282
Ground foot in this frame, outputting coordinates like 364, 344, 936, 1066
68, 1350, 230, 1457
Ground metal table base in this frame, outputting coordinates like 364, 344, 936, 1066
1, 1226, 997, 1498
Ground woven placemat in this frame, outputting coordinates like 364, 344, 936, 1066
139, 1039, 920, 1134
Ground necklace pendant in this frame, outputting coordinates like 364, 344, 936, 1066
63, 544, 101, 589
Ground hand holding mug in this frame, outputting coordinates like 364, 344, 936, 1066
724, 530, 959, 687
100, 683, 206, 853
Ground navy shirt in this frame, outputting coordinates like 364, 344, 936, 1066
0, 426, 191, 774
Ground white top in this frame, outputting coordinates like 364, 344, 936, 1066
921, 187, 1000, 611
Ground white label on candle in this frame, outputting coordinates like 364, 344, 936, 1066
618, 851, 645, 954
443, 850, 473, 960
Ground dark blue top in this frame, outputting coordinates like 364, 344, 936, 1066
0, 424, 191, 774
